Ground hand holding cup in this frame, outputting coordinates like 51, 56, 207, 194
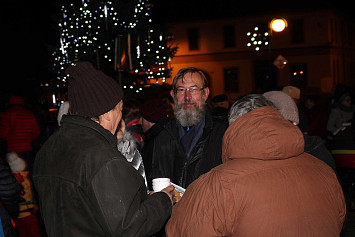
152, 178, 176, 204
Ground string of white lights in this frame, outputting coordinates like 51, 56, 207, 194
52, 0, 176, 92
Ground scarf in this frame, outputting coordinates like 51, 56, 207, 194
118, 131, 148, 191
178, 118, 205, 161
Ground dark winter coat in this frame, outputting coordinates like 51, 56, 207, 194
0, 161, 20, 237
33, 115, 172, 237
304, 135, 338, 177
141, 116, 170, 187
149, 108, 228, 188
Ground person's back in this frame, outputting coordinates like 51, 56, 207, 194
0, 96, 40, 153
213, 154, 344, 236
36, 116, 132, 235
166, 106, 346, 237
35, 110, 172, 237
33, 62, 174, 237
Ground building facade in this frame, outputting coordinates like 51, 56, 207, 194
166, 10, 355, 100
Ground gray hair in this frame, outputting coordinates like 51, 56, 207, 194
172, 67, 208, 92
228, 94, 273, 124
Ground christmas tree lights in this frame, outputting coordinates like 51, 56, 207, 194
52, 0, 177, 93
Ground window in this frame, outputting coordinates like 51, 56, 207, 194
224, 25, 235, 48
292, 19, 304, 44
224, 68, 239, 92
188, 28, 199, 50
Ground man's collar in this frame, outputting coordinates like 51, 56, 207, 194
61, 115, 118, 147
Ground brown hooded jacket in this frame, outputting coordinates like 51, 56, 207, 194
166, 106, 346, 237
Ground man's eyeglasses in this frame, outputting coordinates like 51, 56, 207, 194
175, 87, 205, 95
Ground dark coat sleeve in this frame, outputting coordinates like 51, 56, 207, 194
90, 158, 172, 237
0, 161, 20, 218
304, 135, 338, 178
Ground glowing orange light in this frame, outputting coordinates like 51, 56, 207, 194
270, 18, 288, 32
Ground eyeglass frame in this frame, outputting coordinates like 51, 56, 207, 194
174, 87, 206, 95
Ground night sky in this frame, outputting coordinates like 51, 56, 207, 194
2, 1, 58, 91
1, 0, 351, 93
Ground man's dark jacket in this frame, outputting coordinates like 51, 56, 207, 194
141, 116, 170, 188
149, 108, 228, 188
304, 135, 338, 178
0, 161, 20, 237
33, 115, 172, 237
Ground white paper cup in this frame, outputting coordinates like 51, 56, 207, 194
152, 178, 171, 192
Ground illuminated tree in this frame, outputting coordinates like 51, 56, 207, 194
52, 0, 177, 93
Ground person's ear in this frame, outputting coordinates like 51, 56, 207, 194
100, 111, 111, 122
203, 87, 210, 101
170, 89, 175, 99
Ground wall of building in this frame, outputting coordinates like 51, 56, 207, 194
166, 10, 355, 101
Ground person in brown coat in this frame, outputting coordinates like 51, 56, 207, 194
166, 94, 346, 237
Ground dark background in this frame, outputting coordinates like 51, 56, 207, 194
1, 0, 352, 92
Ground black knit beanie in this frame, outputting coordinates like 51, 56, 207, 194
66, 61, 123, 117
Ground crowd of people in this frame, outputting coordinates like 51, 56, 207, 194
0, 61, 353, 236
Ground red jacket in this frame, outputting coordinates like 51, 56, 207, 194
166, 106, 346, 237
0, 96, 40, 152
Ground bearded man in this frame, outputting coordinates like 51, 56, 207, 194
149, 67, 228, 189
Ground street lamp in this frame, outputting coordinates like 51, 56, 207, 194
270, 18, 288, 33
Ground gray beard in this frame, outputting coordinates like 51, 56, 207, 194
175, 102, 206, 127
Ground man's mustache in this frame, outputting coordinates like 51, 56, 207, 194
180, 100, 197, 105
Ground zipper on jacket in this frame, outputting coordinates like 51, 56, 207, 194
179, 161, 188, 188
180, 131, 210, 188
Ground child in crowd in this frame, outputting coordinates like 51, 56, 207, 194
6, 153, 42, 237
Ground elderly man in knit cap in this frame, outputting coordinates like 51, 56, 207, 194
33, 62, 175, 237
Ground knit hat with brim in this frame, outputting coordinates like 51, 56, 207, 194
66, 61, 123, 117
263, 91, 299, 125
